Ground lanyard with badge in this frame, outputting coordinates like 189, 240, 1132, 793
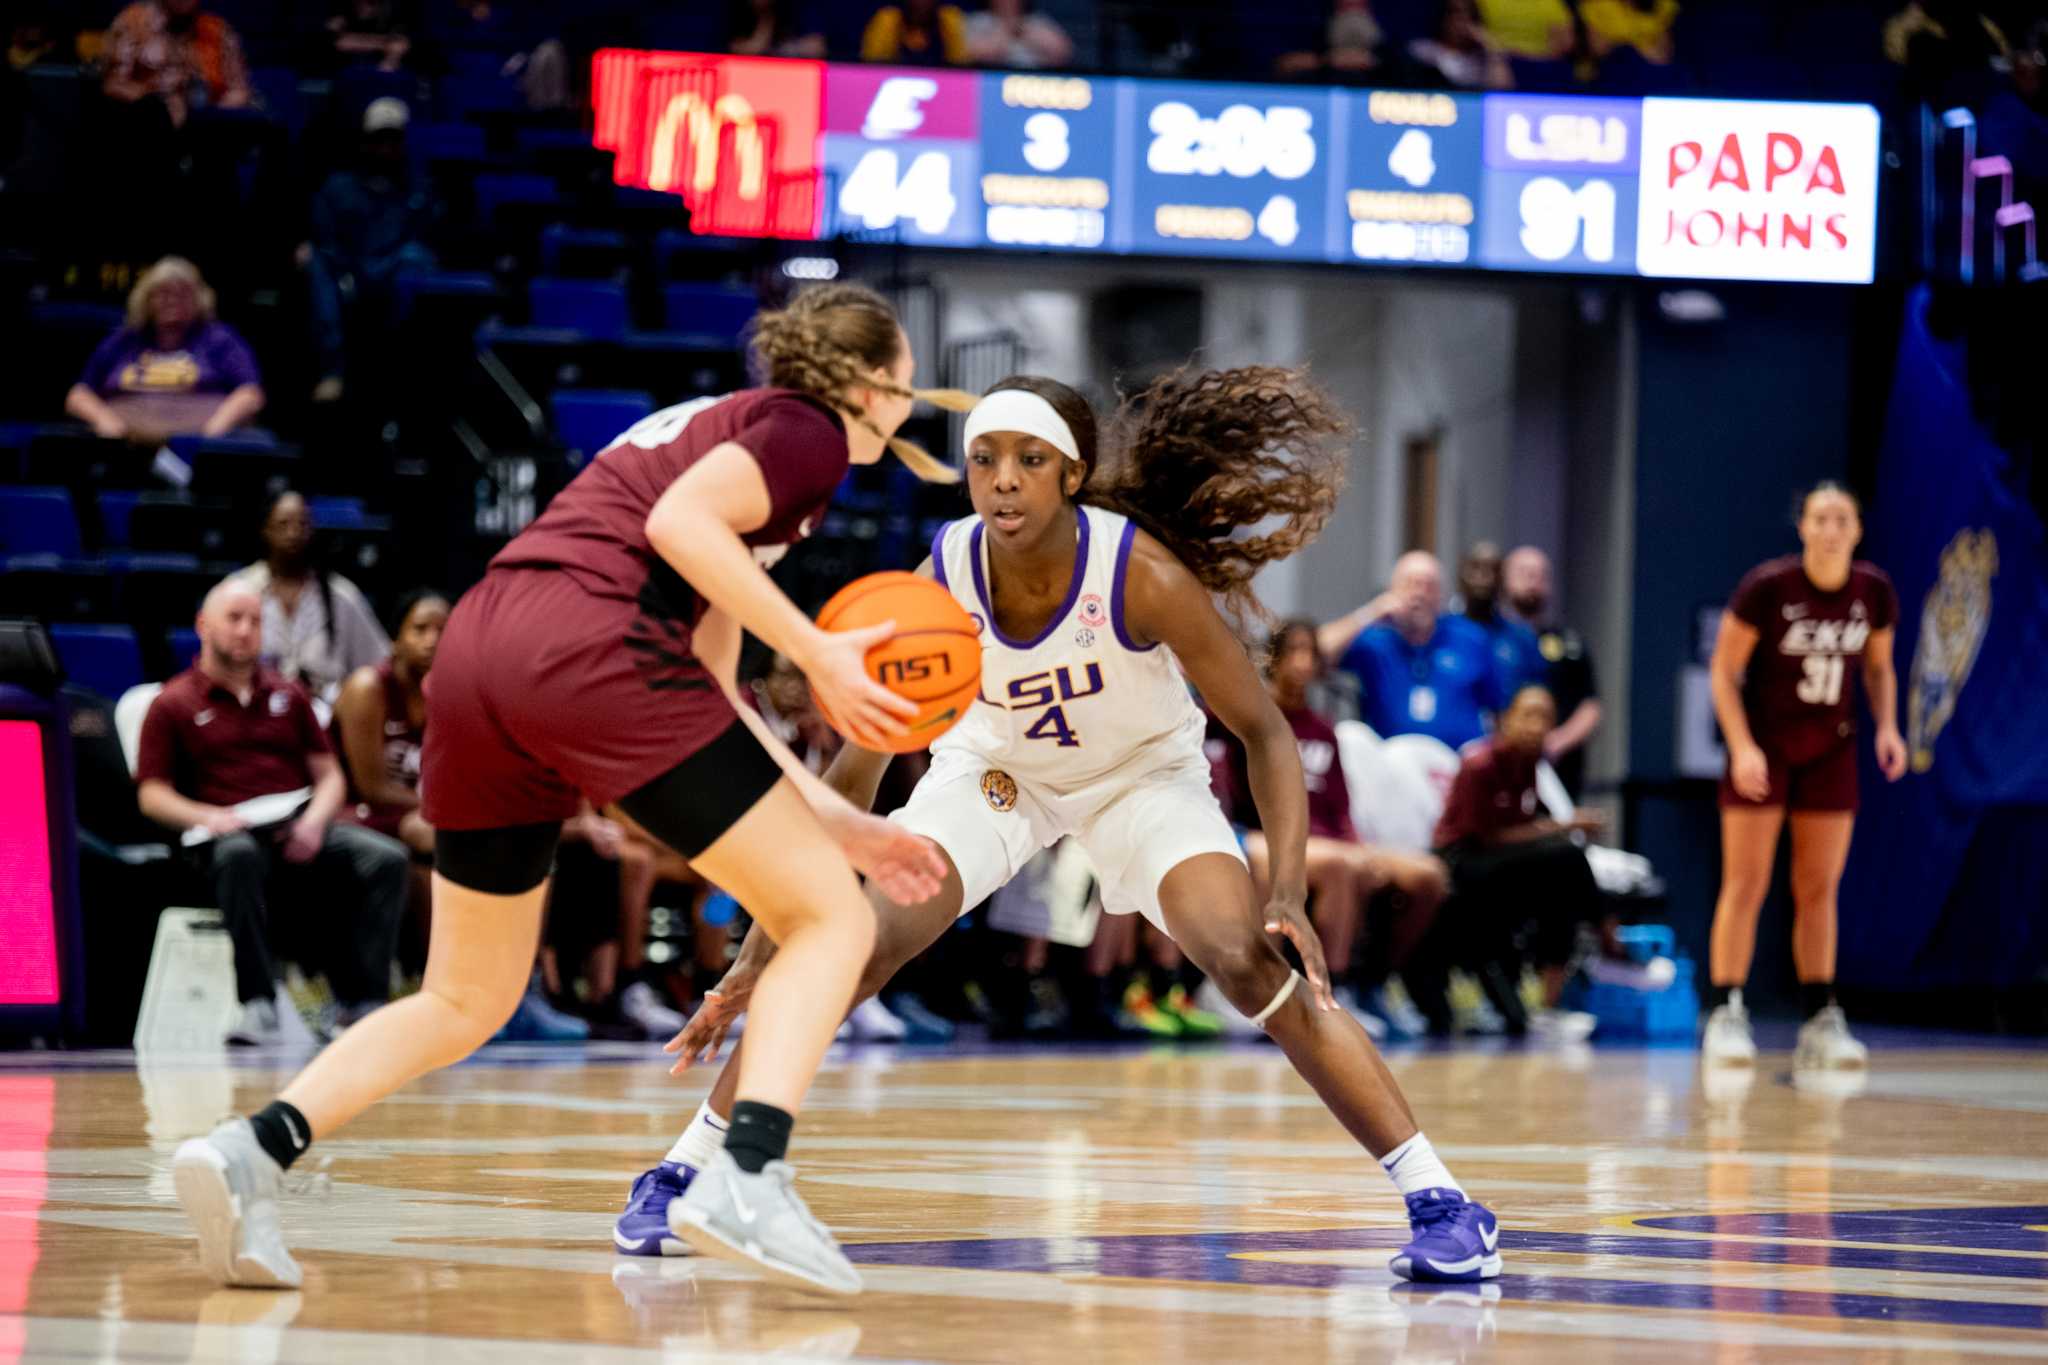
1408, 648, 1436, 724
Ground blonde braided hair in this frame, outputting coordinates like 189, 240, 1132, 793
749, 282, 976, 483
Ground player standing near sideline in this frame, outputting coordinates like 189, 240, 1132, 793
171, 283, 957, 1296
1702, 481, 1906, 1068
621, 370, 1507, 1284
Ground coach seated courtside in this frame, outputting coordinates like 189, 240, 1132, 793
134, 578, 407, 1046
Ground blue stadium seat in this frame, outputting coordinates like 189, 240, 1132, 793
0, 486, 83, 558
530, 278, 630, 341
473, 172, 558, 228
539, 224, 630, 276
167, 627, 201, 669
105, 551, 202, 573
97, 490, 143, 548
392, 269, 500, 323
661, 284, 758, 343
307, 496, 369, 529
2, 555, 116, 622
550, 389, 654, 458
415, 120, 487, 161
50, 624, 145, 701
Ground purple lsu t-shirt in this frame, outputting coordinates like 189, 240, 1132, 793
1729, 555, 1898, 762
78, 320, 263, 397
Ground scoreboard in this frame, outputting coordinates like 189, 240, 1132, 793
595, 51, 1881, 285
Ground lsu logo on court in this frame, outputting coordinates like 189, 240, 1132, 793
981, 769, 1019, 812
1908, 528, 1997, 773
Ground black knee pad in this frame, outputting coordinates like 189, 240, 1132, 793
434, 822, 562, 895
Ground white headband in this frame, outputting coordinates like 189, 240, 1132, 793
961, 389, 1082, 465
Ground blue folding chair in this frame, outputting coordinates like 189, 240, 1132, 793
530, 278, 630, 341
660, 284, 758, 344
550, 389, 655, 458
0, 486, 83, 558
49, 624, 145, 701
473, 172, 558, 228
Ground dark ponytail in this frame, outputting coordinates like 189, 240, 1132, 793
1093, 365, 1351, 628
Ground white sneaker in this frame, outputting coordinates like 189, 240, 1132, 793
667, 1150, 861, 1295
1529, 1008, 1598, 1042
172, 1119, 302, 1288
1793, 1005, 1868, 1069
619, 982, 687, 1040
844, 996, 908, 1042
225, 998, 284, 1048
1701, 1001, 1756, 1067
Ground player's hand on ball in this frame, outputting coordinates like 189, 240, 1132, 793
1730, 743, 1771, 802
665, 984, 751, 1074
802, 619, 918, 749
1263, 895, 1336, 1013
836, 809, 949, 906
1875, 727, 1908, 782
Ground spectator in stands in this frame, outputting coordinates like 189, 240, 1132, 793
1473, 0, 1574, 60
1320, 550, 1506, 749
135, 578, 406, 1047
1579, 0, 1677, 67
101, 0, 251, 127
1885, 2, 2012, 101
1431, 683, 1604, 1038
304, 97, 439, 404
862, 0, 970, 65
1407, 0, 1513, 89
966, 0, 1074, 69
326, 0, 415, 73
1275, 0, 1384, 77
1457, 539, 1546, 699
235, 491, 390, 700
333, 588, 446, 859
1209, 620, 1448, 1034
727, 0, 826, 58
64, 256, 265, 442
1503, 545, 1602, 799
1980, 18, 2048, 207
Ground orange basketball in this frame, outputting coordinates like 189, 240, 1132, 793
810, 571, 981, 754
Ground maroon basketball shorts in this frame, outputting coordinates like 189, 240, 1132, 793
420, 566, 775, 837
1719, 731, 1859, 813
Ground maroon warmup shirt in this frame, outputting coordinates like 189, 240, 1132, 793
1432, 739, 1543, 852
136, 666, 328, 808
1728, 556, 1897, 763
1205, 704, 1356, 841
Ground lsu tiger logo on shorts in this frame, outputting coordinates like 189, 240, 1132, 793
980, 769, 1019, 812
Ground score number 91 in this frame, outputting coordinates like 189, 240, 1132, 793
1516, 176, 1617, 264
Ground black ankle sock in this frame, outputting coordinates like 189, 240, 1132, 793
247, 1100, 312, 1171
1705, 984, 1733, 1012
1800, 981, 1836, 1019
725, 1100, 793, 1174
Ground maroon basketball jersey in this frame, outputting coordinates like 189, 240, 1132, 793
492, 388, 851, 624
1729, 555, 1897, 761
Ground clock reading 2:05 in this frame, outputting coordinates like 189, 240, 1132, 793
1125, 81, 1338, 261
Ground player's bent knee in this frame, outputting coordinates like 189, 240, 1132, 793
1196, 939, 1292, 1017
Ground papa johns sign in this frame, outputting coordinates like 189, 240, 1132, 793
1635, 98, 1879, 283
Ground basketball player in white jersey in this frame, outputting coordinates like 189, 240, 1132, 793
616, 372, 1505, 1283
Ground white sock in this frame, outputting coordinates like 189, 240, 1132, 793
664, 1099, 729, 1172
1380, 1132, 1464, 1198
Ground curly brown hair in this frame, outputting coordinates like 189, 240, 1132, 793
749, 282, 973, 482
981, 368, 1350, 627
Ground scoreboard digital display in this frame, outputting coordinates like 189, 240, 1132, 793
594, 50, 1881, 284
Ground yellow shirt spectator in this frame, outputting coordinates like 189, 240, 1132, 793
1474, 0, 1574, 59
861, 4, 971, 65
1580, 0, 1678, 63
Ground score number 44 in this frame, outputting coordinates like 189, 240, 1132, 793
840, 148, 957, 234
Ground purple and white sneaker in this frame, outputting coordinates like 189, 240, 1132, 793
613, 1162, 695, 1256
1390, 1188, 1503, 1283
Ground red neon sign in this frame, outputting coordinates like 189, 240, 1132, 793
593, 50, 823, 240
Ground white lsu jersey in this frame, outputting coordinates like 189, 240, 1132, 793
929, 504, 1206, 790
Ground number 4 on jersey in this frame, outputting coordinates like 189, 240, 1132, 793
1024, 706, 1079, 747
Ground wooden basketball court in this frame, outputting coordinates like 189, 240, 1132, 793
6, 1035, 2046, 1362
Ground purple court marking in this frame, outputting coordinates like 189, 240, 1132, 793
1636, 1208, 2048, 1253
847, 1220, 2048, 1330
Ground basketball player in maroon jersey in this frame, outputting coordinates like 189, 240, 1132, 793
171, 283, 956, 1297
1703, 482, 1906, 1068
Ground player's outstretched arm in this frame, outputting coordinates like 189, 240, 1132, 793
1121, 532, 1334, 1012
